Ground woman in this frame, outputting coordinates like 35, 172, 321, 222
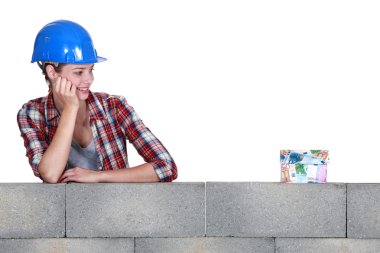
17, 20, 177, 183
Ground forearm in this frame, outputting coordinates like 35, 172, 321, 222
97, 163, 160, 183
38, 108, 78, 183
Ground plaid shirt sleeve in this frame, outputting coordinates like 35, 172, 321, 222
115, 96, 178, 182
17, 103, 48, 180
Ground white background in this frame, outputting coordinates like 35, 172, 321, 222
1, 0, 380, 183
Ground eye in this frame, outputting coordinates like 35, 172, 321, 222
74, 71, 83, 76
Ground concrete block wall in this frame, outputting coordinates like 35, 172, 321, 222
0, 183, 380, 252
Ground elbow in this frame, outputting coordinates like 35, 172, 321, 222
162, 161, 178, 182
41, 174, 61, 184
38, 167, 61, 184
42, 177, 60, 184
170, 162, 178, 181
151, 159, 178, 182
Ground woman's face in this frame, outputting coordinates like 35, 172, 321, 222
56, 64, 95, 101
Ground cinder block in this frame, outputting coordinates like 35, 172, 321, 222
206, 182, 346, 237
276, 238, 380, 253
0, 238, 134, 253
66, 183, 205, 237
0, 184, 65, 238
348, 184, 380, 238
135, 237, 274, 253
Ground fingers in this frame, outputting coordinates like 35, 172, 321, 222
60, 167, 79, 182
60, 176, 70, 183
59, 167, 98, 183
60, 77, 66, 95
59, 167, 82, 183
69, 82, 77, 95
61, 79, 78, 98
62, 78, 72, 95
53, 77, 74, 96
59, 169, 72, 183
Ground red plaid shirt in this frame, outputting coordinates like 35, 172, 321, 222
17, 91, 177, 182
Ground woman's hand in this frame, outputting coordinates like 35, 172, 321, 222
52, 76, 80, 112
59, 167, 100, 183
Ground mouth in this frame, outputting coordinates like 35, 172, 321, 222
77, 87, 90, 92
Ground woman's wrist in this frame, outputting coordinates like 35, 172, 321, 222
97, 170, 108, 183
62, 105, 79, 114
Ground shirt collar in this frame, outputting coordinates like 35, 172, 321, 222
87, 91, 107, 120
45, 91, 106, 121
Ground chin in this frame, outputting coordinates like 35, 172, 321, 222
79, 94, 90, 101
76, 91, 90, 101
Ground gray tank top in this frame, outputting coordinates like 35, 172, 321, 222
67, 139, 98, 171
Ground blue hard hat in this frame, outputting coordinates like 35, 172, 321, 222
31, 20, 106, 64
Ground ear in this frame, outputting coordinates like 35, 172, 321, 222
46, 65, 58, 80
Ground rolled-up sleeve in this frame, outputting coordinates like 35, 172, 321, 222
17, 105, 48, 180
116, 96, 177, 182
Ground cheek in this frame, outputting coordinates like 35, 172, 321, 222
61, 74, 79, 86
68, 78, 81, 87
